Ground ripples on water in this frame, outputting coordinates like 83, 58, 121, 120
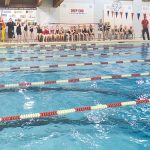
0, 44, 150, 150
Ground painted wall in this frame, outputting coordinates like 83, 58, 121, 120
37, 0, 150, 38
36, 0, 60, 25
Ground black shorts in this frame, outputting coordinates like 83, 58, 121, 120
30, 29, 33, 33
17, 31, 22, 35
8, 32, 14, 38
17, 29, 22, 35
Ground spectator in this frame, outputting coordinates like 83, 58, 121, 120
82, 25, 89, 41
0, 16, 2, 42
50, 26, 55, 41
37, 24, 42, 42
1, 18, 6, 42
123, 26, 128, 39
141, 15, 150, 40
114, 25, 119, 39
65, 28, 70, 42
105, 22, 111, 40
55, 25, 60, 41
77, 25, 84, 41
16, 20, 22, 43
60, 26, 65, 41
103, 22, 107, 40
128, 26, 134, 39
88, 24, 95, 40
7, 18, 15, 42
118, 25, 124, 39
98, 19, 103, 41
29, 22, 34, 41
73, 26, 78, 41
23, 20, 28, 42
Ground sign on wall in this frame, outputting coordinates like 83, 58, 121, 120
0, 8, 37, 23
60, 3, 94, 24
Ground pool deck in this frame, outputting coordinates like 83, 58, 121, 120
0, 39, 150, 46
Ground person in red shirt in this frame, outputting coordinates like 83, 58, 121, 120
141, 15, 150, 40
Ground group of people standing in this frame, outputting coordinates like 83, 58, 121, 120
1, 16, 150, 42
97, 19, 134, 40
0, 17, 36, 42
0, 17, 95, 42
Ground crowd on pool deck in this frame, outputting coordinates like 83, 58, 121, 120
0, 15, 150, 43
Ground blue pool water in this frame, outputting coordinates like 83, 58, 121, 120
0, 43, 150, 150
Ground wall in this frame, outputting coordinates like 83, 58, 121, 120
36, 0, 150, 38
36, 0, 60, 25
37, 0, 95, 24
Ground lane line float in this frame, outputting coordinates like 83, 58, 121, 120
0, 72, 149, 89
0, 43, 98, 49
0, 51, 150, 61
0, 47, 106, 54
0, 59, 150, 72
0, 43, 146, 49
0, 99, 149, 122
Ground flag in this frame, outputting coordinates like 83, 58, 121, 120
112, 11, 114, 17
116, 12, 118, 18
131, 13, 134, 20
137, 13, 140, 20
107, 10, 110, 17
120, 12, 123, 18
125, 12, 128, 19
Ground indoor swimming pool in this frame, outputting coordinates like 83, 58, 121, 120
0, 42, 150, 150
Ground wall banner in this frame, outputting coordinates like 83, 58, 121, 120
60, 2, 94, 24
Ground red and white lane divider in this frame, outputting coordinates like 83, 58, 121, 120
0, 47, 107, 54
0, 43, 111, 49
0, 43, 145, 49
0, 99, 149, 122
0, 51, 150, 62
0, 72, 149, 89
0, 43, 98, 49
0, 59, 150, 72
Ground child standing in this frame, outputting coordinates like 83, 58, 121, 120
1, 19, 5, 42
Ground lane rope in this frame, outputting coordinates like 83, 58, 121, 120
0, 43, 98, 49
0, 72, 149, 89
0, 44, 144, 54
0, 51, 150, 61
0, 99, 149, 122
0, 44, 101, 50
0, 59, 150, 72
0, 47, 106, 54
0, 43, 145, 49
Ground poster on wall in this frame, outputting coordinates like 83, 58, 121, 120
60, 3, 94, 24
0, 8, 37, 23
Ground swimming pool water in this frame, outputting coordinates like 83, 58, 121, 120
0, 43, 150, 150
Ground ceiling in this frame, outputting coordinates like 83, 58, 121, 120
0, 0, 38, 8
0, 0, 64, 8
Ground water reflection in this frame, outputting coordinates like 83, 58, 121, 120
141, 43, 149, 60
